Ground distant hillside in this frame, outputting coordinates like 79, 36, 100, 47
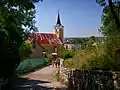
64, 36, 104, 44
64, 36, 104, 40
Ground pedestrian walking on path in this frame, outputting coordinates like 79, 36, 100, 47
48, 56, 53, 67
55, 58, 60, 68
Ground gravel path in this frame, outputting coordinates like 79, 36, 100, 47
14, 66, 67, 90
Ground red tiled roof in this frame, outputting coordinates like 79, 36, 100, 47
28, 33, 63, 44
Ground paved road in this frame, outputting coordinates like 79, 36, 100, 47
14, 66, 67, 90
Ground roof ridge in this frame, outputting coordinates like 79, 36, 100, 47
36, 33, 53, 34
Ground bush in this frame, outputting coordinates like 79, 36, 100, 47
81, 39, 120, 71
59, 46, 76, 60
78, 45, 113, 70
63, 51, 75, 60
64, 35, 120, 71
64, 58, 74, 68
63, 46, 97, 68
19, 41, 32, 60
64, 45, 104, 69
17, 58, 44, 75
85, 54, 118, 71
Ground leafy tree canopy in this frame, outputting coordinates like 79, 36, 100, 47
98, 1, 120, 37
0, 0, 42, 87
96, 0, 120, 31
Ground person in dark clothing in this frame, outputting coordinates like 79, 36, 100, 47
44, 54, 47, 58
55, 58, 60, 68
48, 56, 53, 67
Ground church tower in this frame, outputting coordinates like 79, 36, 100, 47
53, 10, 64, 43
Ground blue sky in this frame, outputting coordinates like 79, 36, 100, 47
35, 0, 103, 37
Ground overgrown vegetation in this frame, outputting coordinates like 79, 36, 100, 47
64, 0, 120, 71
59, 45, 76, 60
64, 45, 103, 69
19, 41, 32, 60
56, 71, 60, 81
69, 36, 103, 45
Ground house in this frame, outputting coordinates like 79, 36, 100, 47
64, 44, 81, 50
64, 43, 74, 50
74, 44, 81, 50
28, 11, 64, 58
64, 40, 81, 50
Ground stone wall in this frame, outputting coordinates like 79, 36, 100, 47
68, 69, 114, 90
59, 58, 70, 85
60, 66, 120, 90
60, 67, 71, 85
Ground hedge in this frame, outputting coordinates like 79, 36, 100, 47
17, 57, 45, 75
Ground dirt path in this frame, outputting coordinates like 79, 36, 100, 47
14, 66, 66, 90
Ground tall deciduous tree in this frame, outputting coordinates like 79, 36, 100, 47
98, 1, 120, 36
96, 0, 120, 70
0, 0, 42, 88
96, 0, 120, 31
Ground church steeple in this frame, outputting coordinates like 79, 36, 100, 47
53, 9, 64, 43
56, 9, 61, 25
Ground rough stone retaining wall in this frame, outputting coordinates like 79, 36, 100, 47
59, 58, 71, 85
60, 67, 71, 85
68, 69, 114, 90
60, 65, 120, 90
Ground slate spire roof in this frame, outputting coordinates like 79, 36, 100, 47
56, 9, 61, 25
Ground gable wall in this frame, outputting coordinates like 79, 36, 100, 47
41, 44, 60, 57
29, 43, 44, 58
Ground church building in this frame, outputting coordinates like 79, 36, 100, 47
28, 11, 64, 58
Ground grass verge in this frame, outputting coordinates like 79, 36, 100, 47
56, 71, 60, 81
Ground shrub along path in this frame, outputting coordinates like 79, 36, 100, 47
17, 57, 45, 75
14, 66, 66, 90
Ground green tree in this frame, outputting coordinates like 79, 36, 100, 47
59, 45, 75, 60
96, 0, 120, 31
87, 36, 96, 45
98, 1, 120, 36
0, 0, 42, 88
89, 0, 120, 70
19, 41, 32, 60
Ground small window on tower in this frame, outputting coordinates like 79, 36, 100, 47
59, 28, 62, 31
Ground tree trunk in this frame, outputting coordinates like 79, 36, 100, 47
108, 0, 120, 31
